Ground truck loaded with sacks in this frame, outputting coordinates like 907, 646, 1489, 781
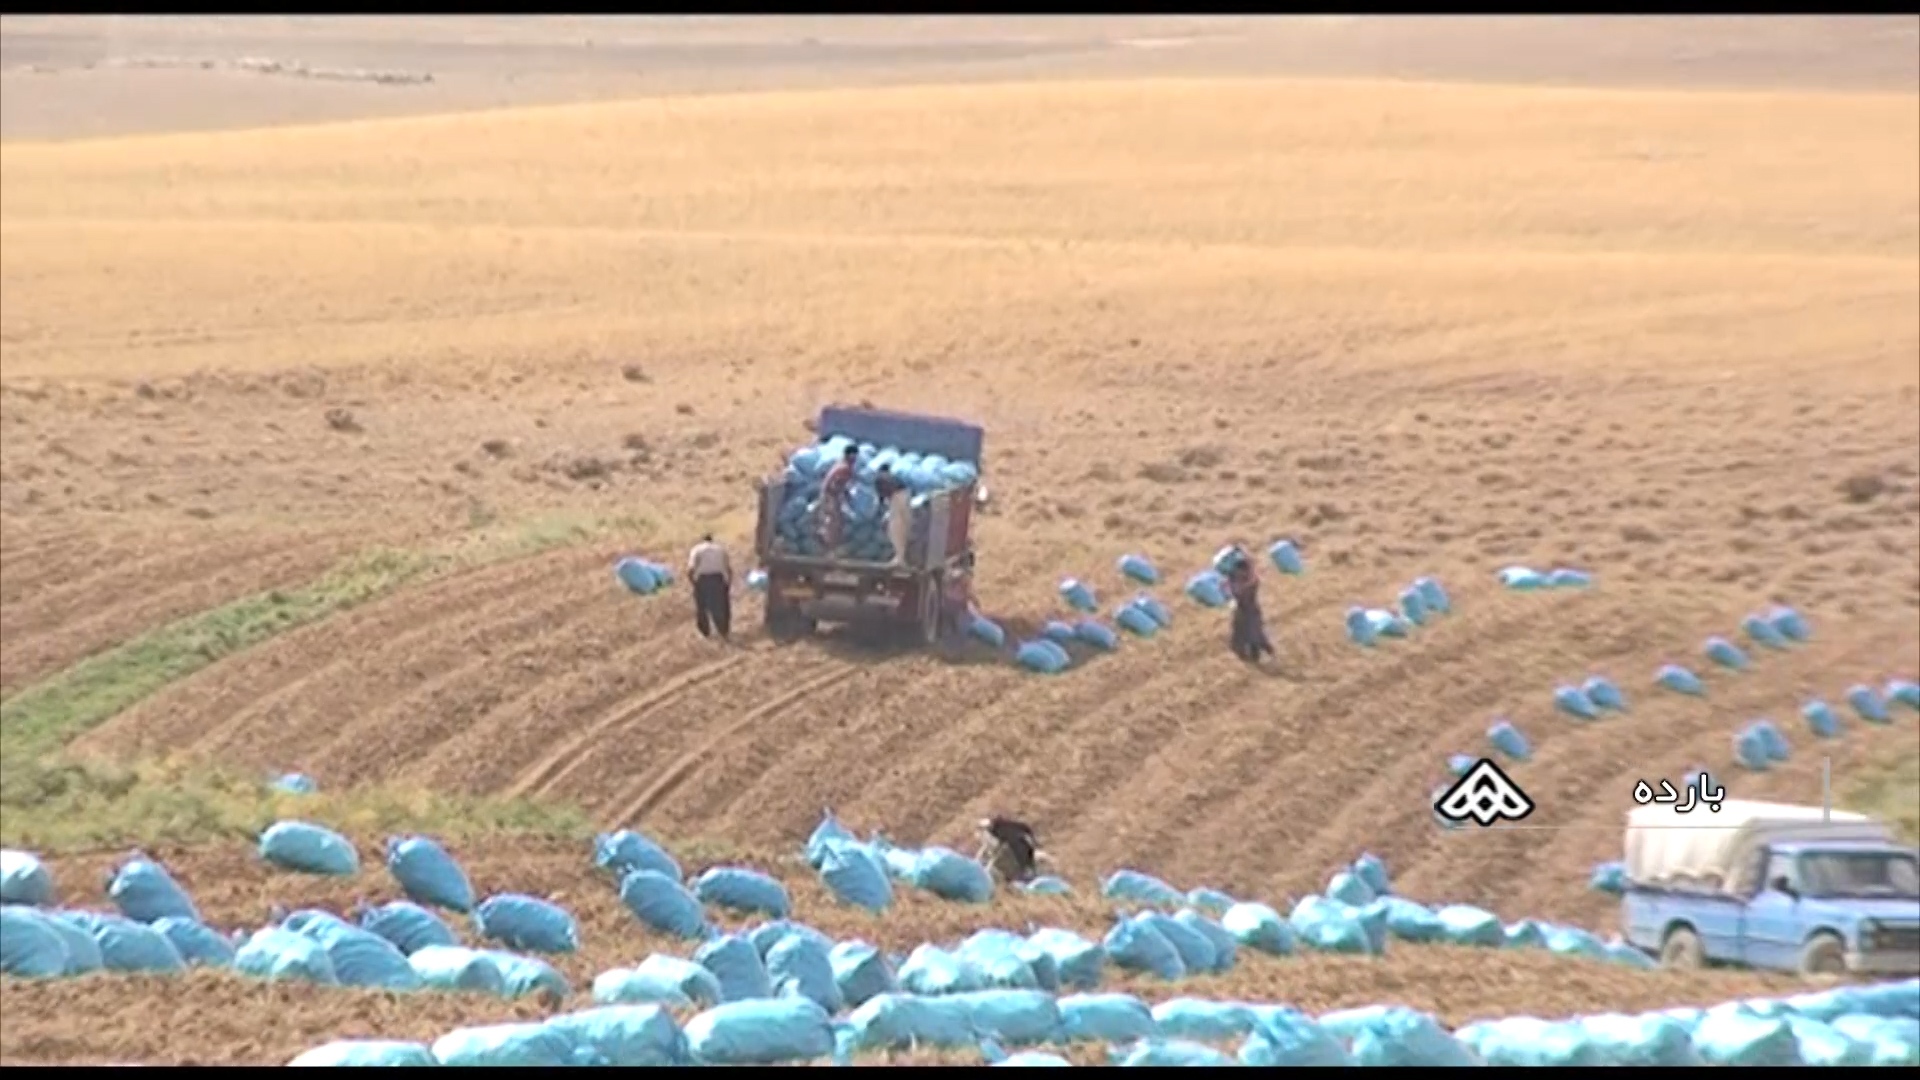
1621, 800, 1920, 977
754, 406, 983, 645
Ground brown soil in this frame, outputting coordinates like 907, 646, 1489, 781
2, 14, 1915, 1066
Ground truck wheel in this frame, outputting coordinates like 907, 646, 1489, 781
1799, 933, 1847, 977
767, 603, 813, 643
1659, 926, 1705, 970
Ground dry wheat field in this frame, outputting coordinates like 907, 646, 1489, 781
1, 14, 1916, 1065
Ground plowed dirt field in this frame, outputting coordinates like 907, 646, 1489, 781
2, 13, 1915, 1066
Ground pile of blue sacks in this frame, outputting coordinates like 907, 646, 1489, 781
770, 435, 980, 563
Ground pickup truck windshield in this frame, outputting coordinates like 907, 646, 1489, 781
1798, 851, 1920, 899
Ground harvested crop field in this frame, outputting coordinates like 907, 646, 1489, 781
2, 14, 1917, 1067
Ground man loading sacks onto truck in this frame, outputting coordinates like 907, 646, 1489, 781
816, 444, 861, 551
687, 534, 734, 642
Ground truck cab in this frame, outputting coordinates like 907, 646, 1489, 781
1621, 800, 1920, 976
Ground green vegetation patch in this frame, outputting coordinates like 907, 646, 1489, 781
0, 511, 651, 852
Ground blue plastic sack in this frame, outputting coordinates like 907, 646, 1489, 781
804, 812, 856, 867
684, 998, 835, 1065
0, 907, 72, 978
766, 932, 843, 1013
1131, 594, 1172, 628
1577, 1012, 1704, 1066
288, 1039, 439, 1067
475, 892, 580, 954
1102, 868, 1184, 907
1041, 620, 1079, 645
1831, 1015, 1920, 1066
906, 847, 993, 903
152, 916, 235, 968
259, 820, 358, 876
289, 917, 422, 991
1327, 869, 1375, 906
0, 849, 54, 906
1240, 1006, 1356, 1065
897, 943, 985, 996
433, 1022, 577, 1067
545, 1004, 686, 1066
1742, 612, 1790, 650
1692, 1010, 1805, 1066
1704, 636, 1750, 671
817, 842, 893, 913
1446, 752, 1476, 776
1322, 1005, 1482, 1066
358, 899, 456, 956
1071, 619, 1119, 652
1435, 904, 1504, 947
746, 568, 768, 593
1547, 567, 1591, 588
108, 855, 199, 924
1184, 571, 1229, 608
969, 615, 1008, 647
1589, 861, 1627, 895
1059, 578, 1098, 612
1366, 608, 1408, 638
1848, 684, 1892, 724
1015, 639, 1071, 674
615, 557, 666, 596
949, 989, 1064, 1046
236, 926, 338, 985
594, 829, 682, 882
842, 993, 974, 1052
1022, 875, 1074, 896
385, 835, 474, 913
1173, 909, 1237, 972
1888, 679, 1920, 711
1346, 606, 1379, 648
1485, 719, 1531, 761
1498, 566, 1547, 590
1059, 992, 1157, 1043
1367, 896, 1445, 943
1768, 605, 1810, 642
828, 940, 896, 1007
62, 910, 186, 973
272, 772, 316, 795
1555, 685, 1600, 720
1115, 603, 1159, 637
748, 919, 836, 960
39, 912, 102, 974
1503, 919, 1547, 949
595, 954, 723, 1008
1655, 663, 1706, 696
693, 866, 791, 918
1787, 1016, 1876, 1066
1583, 675, 1626, 711
1220, 902, 1293, 955
1352, 852, 1391, 895
1152, 998, 1257, 1042
1413, 575, 1448, 614
408, 945, 507, 996
618, 870, 708, 940
1184, 886, 1235, 915
1787, 702, 1841, 745
956, 929, 1042, 991
1399, 585, 1429, 627
1116, 1040, 1236, 1066
483, 949, 571, 999
1101, 915, 1183, 980
1117, 553, 1160, 585
1753, 719, 1791, 762
697, 933, 773, 1003
1138, 911, 1215, 974
1026, 927, 1106, 989
1456, 1017, 1602, 1066
1270, 540, 1305, 575
1289, 895, 1382, 955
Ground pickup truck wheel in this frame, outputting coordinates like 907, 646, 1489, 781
1799, 933, 1848, 977
1659, 926, 1705, 970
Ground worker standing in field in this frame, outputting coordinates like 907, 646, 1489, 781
687, 534, 734, 642
816, 445, 861, 551
1225, 550, 1275, 664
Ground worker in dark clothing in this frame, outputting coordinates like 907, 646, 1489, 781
976, 816, 1050, 885
1226, 555, 1275, 663
687, 534, 734, 642
816, 445, 860, 551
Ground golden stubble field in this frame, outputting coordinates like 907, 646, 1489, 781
1, 16, 1917, 1065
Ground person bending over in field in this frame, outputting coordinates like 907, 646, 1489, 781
976, 816, 1052, 885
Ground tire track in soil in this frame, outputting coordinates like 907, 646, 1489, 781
642, 657, 941, 840
74, 549, 593, 762
185, 553, 605, 769
0, 534, 351, 698
608, 659, 862, 830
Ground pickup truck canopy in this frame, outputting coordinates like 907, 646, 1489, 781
1625, 799, 1891, 896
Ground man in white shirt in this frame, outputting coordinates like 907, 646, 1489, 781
686, 534, 734, 642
